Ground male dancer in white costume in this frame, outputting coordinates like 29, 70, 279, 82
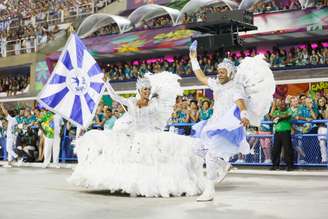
190, 45, 250, 201
189, 41, 275, 202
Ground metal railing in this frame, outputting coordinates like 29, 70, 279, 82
1, 120, 327, 167
1, 37, 38, 57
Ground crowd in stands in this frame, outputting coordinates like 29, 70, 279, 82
0, 0, 118, 57
0, 0, 326, 57
0, 0, 94, 28
99, 42, 328, 81
90, 23, 119, 37
181, 0, 328, 25
137, 14, 173, 30
0, 74, 29, 96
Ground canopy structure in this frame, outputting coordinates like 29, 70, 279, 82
238, 0, 315, 10
77, 14, 132, 38
178, 0, 238, 22
128, 4, 181, 27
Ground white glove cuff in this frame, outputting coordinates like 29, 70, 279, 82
240, 110, 248, 119
191, 59, 201, 71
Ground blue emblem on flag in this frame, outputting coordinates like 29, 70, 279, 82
37, 33, 105, 128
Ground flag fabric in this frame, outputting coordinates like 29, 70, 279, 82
38, 33, 105, 128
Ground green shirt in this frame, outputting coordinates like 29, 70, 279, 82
40, 112, 55, 139
272, 109, 292, 132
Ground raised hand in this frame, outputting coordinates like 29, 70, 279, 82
189, 40, 198, 60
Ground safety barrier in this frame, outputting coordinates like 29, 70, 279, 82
0, 120, 327, 167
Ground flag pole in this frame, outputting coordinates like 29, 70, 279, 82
103, 80, 127, 113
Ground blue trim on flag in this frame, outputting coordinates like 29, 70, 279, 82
41, 87, 69, 108
62, 51, 73, 71
70, 95, 83, 125
74, 34, 86, 68
84, 93, 96, 113
90, 82, 104, 94
49, 74, 66, 84
88, 63, 102, 77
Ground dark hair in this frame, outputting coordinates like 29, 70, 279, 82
106, 108, 112, 113
202, 99, 211, 105
299, 94, 307, 99
190, 100, 198, 105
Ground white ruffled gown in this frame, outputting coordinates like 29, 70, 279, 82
69, 72, 205, 197
192, 55, 276, 160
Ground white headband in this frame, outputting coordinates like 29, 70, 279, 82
217, 58, 236, 78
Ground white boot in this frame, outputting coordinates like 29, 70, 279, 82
217, 159, 231, 184
197, 180, 215, 202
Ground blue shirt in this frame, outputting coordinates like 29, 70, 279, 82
104, 117, 117, 130
199, 109, 213, 121
297, 105, 318, 119
177, 111, 188, 123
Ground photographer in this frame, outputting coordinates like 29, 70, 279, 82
15, 125, 38, 163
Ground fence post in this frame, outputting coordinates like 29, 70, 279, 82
34, 37, 37, 52
2, 137, 7, 161
60, 125, 67, 163
326, 122, 328, 167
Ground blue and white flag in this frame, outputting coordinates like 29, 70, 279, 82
38, 33, 105, 128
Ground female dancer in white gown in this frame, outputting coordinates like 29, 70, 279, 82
189, 41, 275, 201
69, 71, 204, 197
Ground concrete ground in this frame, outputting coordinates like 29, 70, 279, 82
0, 167, 328, 219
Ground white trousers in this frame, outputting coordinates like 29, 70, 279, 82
6, 136, 17, 162
318, 127, 327, 162
43, 135, 61, 166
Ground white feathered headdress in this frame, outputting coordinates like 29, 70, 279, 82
216, 58, 237, 78
136, 73, 152, 91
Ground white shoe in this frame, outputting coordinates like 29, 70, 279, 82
197, 180, 215, 202
53, 164, 61, 169
3, 164, 12, 168
235, 159, 245, 164
264, 159, 272, 164
17, 158, 24, 167
42, 164, 48, 169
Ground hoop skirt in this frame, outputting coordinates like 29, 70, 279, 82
69, 72, 205, 197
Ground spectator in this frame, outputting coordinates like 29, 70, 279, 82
294, 96, 318, 164
258, 113, 273, 163
270, 99, 294, 171
310, 49, 319, 65
317, 96, 328, 163
15, 126, 38, 163
103, 108, 116, 130
199, 100, 213, 121
189, 100, 199, 123
94, 104, 105, 129
14, 39, 21, 55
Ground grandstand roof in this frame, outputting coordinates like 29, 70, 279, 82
128, 4, 181, 26
178, 0, 238, 22
238, 0, 316, 10
77, 14, 132, 38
